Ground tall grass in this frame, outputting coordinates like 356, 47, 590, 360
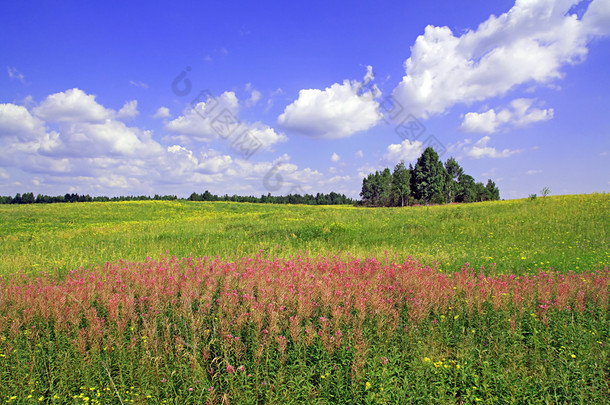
1, 254, 608, 403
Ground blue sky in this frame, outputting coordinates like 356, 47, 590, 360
1, 0, 609, 199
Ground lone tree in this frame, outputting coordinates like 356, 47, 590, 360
486, 179, 501, 201
412, 147, 446, 204
444, 157, 464, 203
391, 161, 411, 207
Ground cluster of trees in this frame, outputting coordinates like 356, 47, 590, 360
188, 191, 353, 205
0, 191, 354, 206
360, 147, 500, 207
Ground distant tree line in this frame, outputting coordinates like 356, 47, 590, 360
0, 191, 354, 206
360, 147, 500, 207
0, 193, 179, 204
188, 191, 353, 205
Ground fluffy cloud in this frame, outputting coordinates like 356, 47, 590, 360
165, 91, 286, 149
246, 124, 288, 150
0, 103, 46, 140
0, 89, 166, 180
460, 98, 554, 133
392, 0, 608, 119
51, 120, 161, 157
33, 88, 114, 123
165, 92, 239, 142
465, 136, 520, 159
117, 100, 139, 120
277, 67, 381, 139
582, 0, 610, 36
383, 139, 423, 164
153, 106, 171, 119
0, 89, 330, 198
331, 152, 340, 162
460, 110, 499, 134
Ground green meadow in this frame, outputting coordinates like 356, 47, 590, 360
1, 193, 609, 404
0, 193, 608, 277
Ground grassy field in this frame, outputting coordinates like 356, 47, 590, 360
0, 193, 609, 404
1, 193, 608, 278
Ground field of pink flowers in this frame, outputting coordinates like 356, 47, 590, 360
1, 253, 609, 403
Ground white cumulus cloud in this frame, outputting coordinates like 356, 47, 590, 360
153, 106, 171, 119
460, 98, 554, 133
166, 91, 286, 150
392, 0, 608, 119
465, 136, 520, 159
33, 88, 114, 123
383, 139, 423, 164
165, 92, 238, 142
0, 103, 46, 140
0, 90, 331, 198
278, 67, 381, 139
117, 100, 139, 120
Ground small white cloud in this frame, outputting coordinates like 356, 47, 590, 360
0, 168, 9, 179
265, 88, 284, 113
331, 152, 340, 162
278, 67, 381, 139
244, 123, 288, 150
355, 150, 364, 159
460, 99, 554, 134
7, 67, 25, 83
465, 136, 520, 159
383, 139, 423, 164
600, 151, 608, 156
153, 106, 171, 119
117, 100, 139, 120
357, 163, 380, 179
322, 175, 352, 184
245, 84, 262, 107
527, 169, 543, 175
460, 110, 502, 134
129, 80, 148, 89
22, 95, 34, 107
